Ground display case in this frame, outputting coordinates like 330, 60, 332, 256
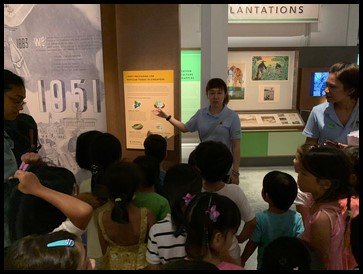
238, 110, 305, 130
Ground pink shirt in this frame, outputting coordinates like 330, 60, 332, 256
300, 202, 346, 270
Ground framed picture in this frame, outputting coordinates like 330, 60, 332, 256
258, 85, 280, 103
227, 62, 246, 100
251, 55, 289, 81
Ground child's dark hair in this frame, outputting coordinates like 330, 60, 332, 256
184, 192, 241, 260
163, 163, 202, 237
102, 161, 142, 224
143, 134, 167, 163
133, 155, 160, 188
260, 236, 323, 270
263, 171, 297, 211
343, 145, 359, 194
4, 230, 81, 270
195, 141, 232, 183
75, 130, 102, 170
162, 258, 219, 270
205, 78, 229, 105
89, 133, 122, 199
301, 146, 353, 203
4, 69, 25, 93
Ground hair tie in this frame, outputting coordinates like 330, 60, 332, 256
182, 193, 195, 206
205, 205, 220, 222
115, 198, 122, 203
91, 164, 102, 175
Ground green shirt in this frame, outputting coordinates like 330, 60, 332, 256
134, 192, 170, 221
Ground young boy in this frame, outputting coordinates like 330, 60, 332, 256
240, 170, 304, 269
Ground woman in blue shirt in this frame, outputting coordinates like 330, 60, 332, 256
154, 78, 241, 185
303, 62, 359, 146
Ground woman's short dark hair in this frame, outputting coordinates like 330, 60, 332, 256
206, 78, 229, 105
4, 69, 25, 94
329, 62, 359, 100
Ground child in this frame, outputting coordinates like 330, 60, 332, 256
260, 236, 323, 270
75, 130, 102, 188
133, 155, 170, 221
4, 230, 95, 270
184, 192, 243, 270
240, 171, 304, 269
76, 132, 122, 260
13, 170, 93, 236
146, 163, 202, 269
194, 140, 256, 264
296, 146, 354, 269
143, 133, 167, 197
95, 161, 156, 270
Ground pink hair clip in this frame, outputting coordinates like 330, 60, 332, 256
205, 205, 220, 222
182, 193, 195, 206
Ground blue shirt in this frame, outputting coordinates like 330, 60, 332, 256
4, 130, 18, 181
185, 105, 241, 151
251, 210, 304, 269
303, 101, 359, 145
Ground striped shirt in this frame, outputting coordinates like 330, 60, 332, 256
146, 213, 187, 265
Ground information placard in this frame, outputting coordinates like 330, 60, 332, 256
123, 70, 175, 149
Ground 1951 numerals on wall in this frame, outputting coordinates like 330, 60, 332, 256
37, 79, 102, 113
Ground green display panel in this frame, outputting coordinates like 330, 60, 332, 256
181, 50, 201, 123
241, 132, 269, 157
268, 131, 306, 156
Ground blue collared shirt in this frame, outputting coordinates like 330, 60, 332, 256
4, 130, 18, 181
303, 100, 359, 144
185, 105, 241, 151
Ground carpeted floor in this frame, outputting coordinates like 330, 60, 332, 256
238, 165, 297, 270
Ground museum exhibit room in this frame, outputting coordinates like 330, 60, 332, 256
4, 4, 359, 270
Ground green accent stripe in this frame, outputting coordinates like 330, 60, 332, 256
241, 132, 268, 157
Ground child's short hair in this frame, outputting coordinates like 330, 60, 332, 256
195, 141, 232, 183
162, 258, 219, 270
343, 145, 359, 194
75, 130, 102, 170
261, 236, 323, 270
184, 192, 241, 260
102, 161, 142, 224
143, 134, 167, 163
4, 230, 81, 270
301, 146, 353, 202
163, 163, 202, 236
133, 155, 160, 188
263, 171, 297, 211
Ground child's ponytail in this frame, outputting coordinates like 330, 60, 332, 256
111, 194, 129, 224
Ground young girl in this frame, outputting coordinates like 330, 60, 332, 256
146, 163, 202, 269
184, 192, 243, 270
4, 230, 95, 270
95, 161, 156, 270
297, 146, 354, 269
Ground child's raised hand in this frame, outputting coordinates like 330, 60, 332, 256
21, 152, 41, 165
14, 170, 43, 195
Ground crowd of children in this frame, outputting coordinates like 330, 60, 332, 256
3, 125, 359, 270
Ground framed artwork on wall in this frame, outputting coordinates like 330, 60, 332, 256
227, 48, 298, 111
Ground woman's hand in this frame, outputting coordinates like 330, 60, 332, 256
152, 108, 168, 119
